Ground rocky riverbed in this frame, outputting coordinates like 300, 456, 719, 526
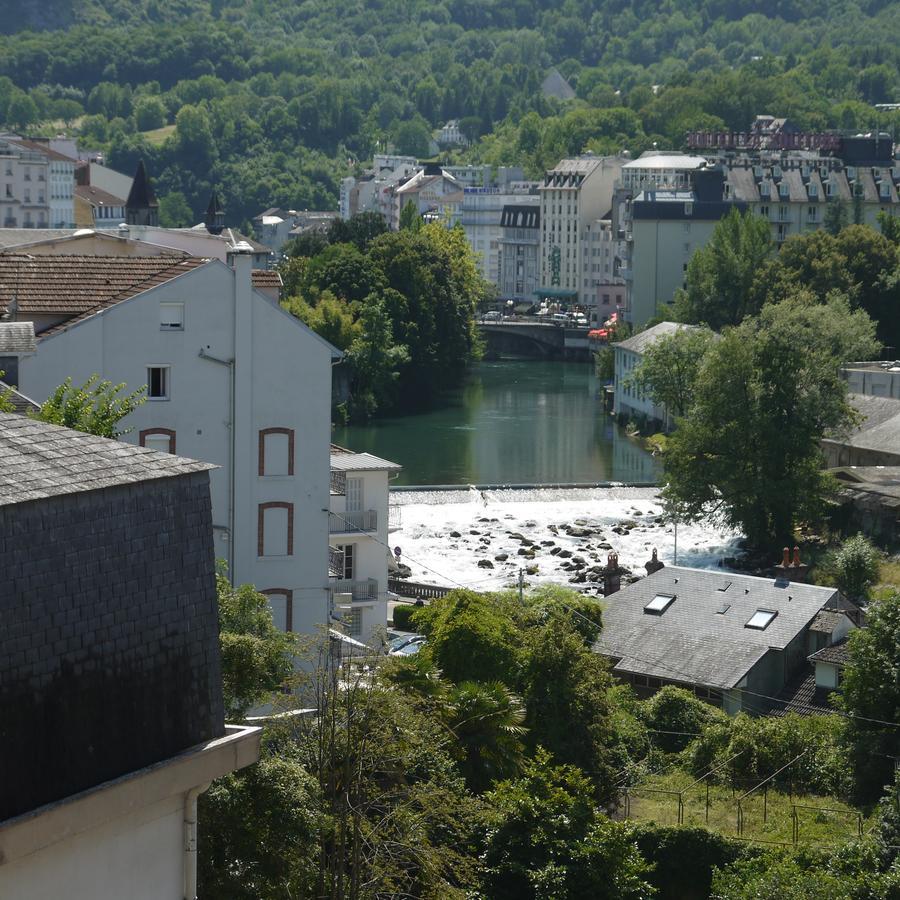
390, 486, 742, 594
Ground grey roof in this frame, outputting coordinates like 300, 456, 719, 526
595, 565, 839, 690
541, 68, 576, 101
615, 321, 701, 354
329, 448, 402, 472
808, 639, 850, 667
828, 394, 900, 456
0, 321, 35, 353
0, 412, 214, 506
808, 609, 848, 634
0, 229, 77, 250
0, 381, 39, 414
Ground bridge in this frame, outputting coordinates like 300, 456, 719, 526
477, 319, 592, 361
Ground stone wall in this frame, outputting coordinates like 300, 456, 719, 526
0, 471, 224, 822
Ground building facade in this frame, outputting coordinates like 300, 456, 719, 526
0, 413, 260, 899
498, 204, 540, 302
0, 137, 50, 229
11, 251, 340, 641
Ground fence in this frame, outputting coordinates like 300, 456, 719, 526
388, 579, 453, 600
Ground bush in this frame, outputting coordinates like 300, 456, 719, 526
825, 533, 881, 603
391, 603, 417, 631
642, 686, 728, 753
632, 824, 752, 900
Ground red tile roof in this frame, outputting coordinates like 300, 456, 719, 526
250, 269, 282, 288
0, 255, 210, 319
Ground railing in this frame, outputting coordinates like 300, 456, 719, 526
328, 545, 345, 577
388, 579, 453, 600
329, 509, 377, 533
330, 578, 379, 601
388, 504, 402, 530
330, 468, 347, 495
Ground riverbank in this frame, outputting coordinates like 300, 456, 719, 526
390, 486, 741, 594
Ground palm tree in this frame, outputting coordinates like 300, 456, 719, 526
445, 681, 527, 792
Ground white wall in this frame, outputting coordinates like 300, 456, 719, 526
0, 793, 185, 899
18, 258, 335, 639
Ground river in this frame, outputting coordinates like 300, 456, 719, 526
333, 360, 660, 486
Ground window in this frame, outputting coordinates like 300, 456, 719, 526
139, 428, 176, 454
644, 593, 676, 615
160, 302, 184, 330
716, 602, 731, 615
147, 366, 169, 400
716, 581, 732, 592
261, 589, 293, 632
345, 607, 363, 636
339, 543, 355, 580
258, 502, 294, 557
346, 477, 364, 512
746, 609, 777, 630
259, 427, 295, 476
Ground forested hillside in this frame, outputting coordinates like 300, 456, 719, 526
1, 0, 898, 224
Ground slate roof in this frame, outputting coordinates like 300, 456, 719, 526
0, 255, 209, 318
828, 394, 900, 456
0, 321, 35, 353
771, 665, 832, 716
125, 160, 158, 210
0, 412, 214, 506
6, 138, 75, 163
808, 609, 848, 634
615, 321, 700, 354
595, 565, 839, 690
0, 381, 39, 414
329, 446, 402, 472
808, 639, 851, 667
75, 184, 126, 208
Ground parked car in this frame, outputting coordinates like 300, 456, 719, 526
392, 638, 425, 656
482, 310, 502, 321
388, 633, 425, 655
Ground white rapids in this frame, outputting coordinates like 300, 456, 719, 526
389, 486, 743, 593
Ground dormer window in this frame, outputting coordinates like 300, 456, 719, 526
746, 609, 777, 630
644, 593, 676, 615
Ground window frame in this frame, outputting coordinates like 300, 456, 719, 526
644, 593, 676, 615
139, 427, 176, 454
745, 609, 778, 630
261, 588, 294, 632
146, 365, 170, 401
257, 501, 294, 558
159, 301, 185, 331
258, 427, 295, 477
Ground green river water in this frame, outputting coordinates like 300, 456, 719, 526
333, 361, 660, 486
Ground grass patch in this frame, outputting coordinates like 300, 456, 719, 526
624, 771, 869, 847
141, 124, 175, 145
874, 555, 900, 594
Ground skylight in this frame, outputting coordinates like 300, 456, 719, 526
644, 593, 676, 615
717, 581, 732, 592
746, 609, 778, 630
716, 602, 731, 615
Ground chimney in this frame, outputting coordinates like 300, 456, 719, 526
773, 545, 808, 583
644, 547, 664, 575
603, 551, 621, 596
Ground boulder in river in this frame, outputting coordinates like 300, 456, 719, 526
450, 531, 462, 538
495, 553, 509, 562
478, 559, 494, 569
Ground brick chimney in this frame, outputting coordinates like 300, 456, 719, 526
603, 551, 621, 596
774, 545, 808, 583
644, 547, 664, 575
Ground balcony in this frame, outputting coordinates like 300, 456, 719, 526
330, 577, 379, 601
329, 509, 377, 533
329, 545, 345, 577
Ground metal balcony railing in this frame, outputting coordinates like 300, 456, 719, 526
330, 468, 347, 495
330, 578, 379, 601
329, 509, 377, 533
388, 504, 402, 530
329, 545, 345, 577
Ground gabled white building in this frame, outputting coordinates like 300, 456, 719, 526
9, 249, 340, 639
329, 446, 402, 643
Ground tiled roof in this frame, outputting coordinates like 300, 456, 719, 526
0, 255, 209, 318
330, 449, 402, 472
771, 664, 834, 716
830, 394, 900, 456
0, 381, 40, 414
0, 412, 214, 506
250, 270, 282, 288
6, 138, 75, 163
808, 639, 851, 667
615, 321, 700, 354
0, 321, 35, 353
595, 565, 838, 690
74, 184, 126, 207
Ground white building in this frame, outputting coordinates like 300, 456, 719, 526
0, 137, 50, 229
538, 155, 624, 304
329, 446, 402, 642
9, 139, 76, 228
614, 321, 709, 430
841, 361, 900, 398
498, 204, 541, 302
391, 163, 462, 229
9, 249, 340, 640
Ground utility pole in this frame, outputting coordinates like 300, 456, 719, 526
673, 519, 678, 566
518, 568, 524, 604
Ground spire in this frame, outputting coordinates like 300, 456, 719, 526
125, 160, 159, 226
205, 189, 225, 235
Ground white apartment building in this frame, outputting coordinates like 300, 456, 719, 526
0, 138, 50, 229
391, 163, 462, 229
10, 139, 76, 227
10, 249, 341, 640
538, 155, 624, 304
329, 447, 402, 643
498, 204, 541, 302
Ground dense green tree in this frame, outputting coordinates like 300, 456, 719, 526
822, 533, 881, 604
216, 572, 297, 720
662, 296, 880, 547
641, 685, 727, 753
482, 750, 653, 900
133, 94, 166, 130
672, 208, 772, 329
157, 190, 193, 227
32, 375, 146, 438
627, 325, 717, 420
841, 593, 900, 801
399, 199, 423, 232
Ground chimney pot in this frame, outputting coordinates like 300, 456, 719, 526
781, 547, 790, 567
792, 546, 801, 567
